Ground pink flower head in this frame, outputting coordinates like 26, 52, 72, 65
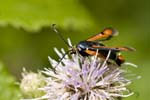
37, 39, 139, 100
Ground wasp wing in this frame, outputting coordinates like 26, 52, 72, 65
87, 28, 118, 41
90, 45, 135, 52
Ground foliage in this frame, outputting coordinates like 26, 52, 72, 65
0, 0, 94, 31
0, 62, 21, 100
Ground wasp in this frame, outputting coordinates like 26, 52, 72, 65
52, 24, 135, 67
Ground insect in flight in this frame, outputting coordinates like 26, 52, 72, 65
52, 24, 135, 67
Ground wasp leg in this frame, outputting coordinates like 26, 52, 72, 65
54, 50, 70, 74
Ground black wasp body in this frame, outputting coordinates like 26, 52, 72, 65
77, 41, 104, 56
76, 40, 122, 66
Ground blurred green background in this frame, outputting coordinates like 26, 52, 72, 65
0, 0, 149, 99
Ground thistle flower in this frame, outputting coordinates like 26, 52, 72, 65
20, 69, 46, 98
35, 39, 138, 100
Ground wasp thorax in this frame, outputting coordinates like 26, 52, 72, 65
77, 41, 90, 50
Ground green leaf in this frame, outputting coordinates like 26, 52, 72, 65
0, 62, 21, 100
0, 0, 94, 31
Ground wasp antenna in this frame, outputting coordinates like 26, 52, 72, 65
51, 24, 71, 47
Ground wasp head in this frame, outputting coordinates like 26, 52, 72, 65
69, 45, 78, 54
